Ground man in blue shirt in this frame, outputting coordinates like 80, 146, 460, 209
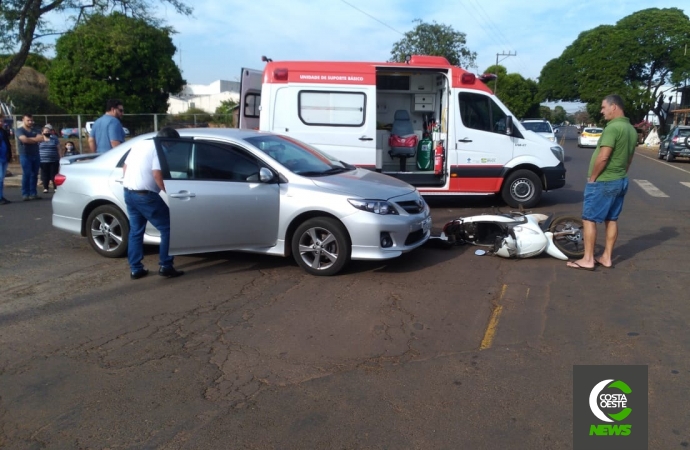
16, 113, 47, 200
88, 99, 126, 153
0, 110, 13, 204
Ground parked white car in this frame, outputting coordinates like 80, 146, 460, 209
83, 121, 130, 137
521, 119, 557, 143
52, 128, 432, 276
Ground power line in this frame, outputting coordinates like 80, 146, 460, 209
339, 0, 405, 36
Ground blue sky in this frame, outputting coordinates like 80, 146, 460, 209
38, 1, 688, 113
164, 1, 687, 85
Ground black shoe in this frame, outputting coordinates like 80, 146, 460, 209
130, 269, 149, 280
159, 266, 184, 278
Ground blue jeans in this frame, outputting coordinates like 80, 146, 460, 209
0, 160, 7, 199
20, 154, 41, 197
124, 189, 174, 271
582, 177, 629, 223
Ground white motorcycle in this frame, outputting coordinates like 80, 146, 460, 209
431, 212, 584, 260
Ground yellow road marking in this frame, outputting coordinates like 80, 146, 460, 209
479, 284, 507, 350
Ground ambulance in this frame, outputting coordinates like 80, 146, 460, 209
238, 55, 565, 208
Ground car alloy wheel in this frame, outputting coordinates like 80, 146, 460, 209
85, 205, 129, 258
291, 217, 350, 276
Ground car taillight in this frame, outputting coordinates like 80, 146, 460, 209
54, 174, 66, 186
672, 136, 679, 143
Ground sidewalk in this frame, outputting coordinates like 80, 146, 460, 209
3, 162, 24, 187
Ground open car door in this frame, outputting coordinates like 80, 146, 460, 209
239, 68, 263, 129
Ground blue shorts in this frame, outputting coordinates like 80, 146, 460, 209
582, 178, 629, 223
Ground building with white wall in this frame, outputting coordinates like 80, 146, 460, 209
167, 80, 240, 114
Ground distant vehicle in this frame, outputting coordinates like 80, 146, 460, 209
521, 119, 557, 143
658, 125, 690, 162
83, 121, 130, 138
578, 127, 603, 148
61, 127, 81, 138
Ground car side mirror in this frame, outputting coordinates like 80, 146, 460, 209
505, 116, 513, 136
259, 167, 275, 183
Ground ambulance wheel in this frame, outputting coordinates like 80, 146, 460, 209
291, 217, 351, 276
501, 170, 542, 208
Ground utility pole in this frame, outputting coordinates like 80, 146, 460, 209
494, 51, 517, 96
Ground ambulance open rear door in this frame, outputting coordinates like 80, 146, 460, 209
238, 68, 262, 129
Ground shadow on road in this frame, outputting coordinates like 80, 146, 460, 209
609, 226, 679, 264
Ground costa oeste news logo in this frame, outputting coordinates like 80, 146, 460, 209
573, 365, 647, 450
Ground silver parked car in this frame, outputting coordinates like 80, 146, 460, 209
52, 129, 431, 276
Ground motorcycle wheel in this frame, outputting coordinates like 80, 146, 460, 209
549, 215, 585, 259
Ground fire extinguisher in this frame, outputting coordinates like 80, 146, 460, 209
434, 142, 444, 176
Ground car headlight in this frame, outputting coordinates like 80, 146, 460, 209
348, 199, 399, 215
548, 136, 556, 142
550, 146, 564, 163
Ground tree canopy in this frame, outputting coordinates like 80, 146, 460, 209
390, 19, 477, 69
0, 0, 192, 91
46, 13, 185, 114
483, 64, 540, 119
538, 8, 690, 129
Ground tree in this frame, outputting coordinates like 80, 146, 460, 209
0, 0, 192, 91
482, 64, 541, 119
538, 8, 690, 131
553, 106, 567, 124
214, 99, 237, 126
390, 19, 476, 69
46, 13, 185, 114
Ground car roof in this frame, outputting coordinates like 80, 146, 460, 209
521, 118, 550, 122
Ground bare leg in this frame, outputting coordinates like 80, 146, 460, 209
595, 220, 618, 267
567, 219, 596, 269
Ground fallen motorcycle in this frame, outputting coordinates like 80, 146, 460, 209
429, 212, 584, 260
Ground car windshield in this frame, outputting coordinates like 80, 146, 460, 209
522, 122, 552, 133
584, 128, 603, 134
244, 134, 354, 176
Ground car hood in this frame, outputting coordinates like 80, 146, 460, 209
310, 168, 416, 200
524, 130, 555, 143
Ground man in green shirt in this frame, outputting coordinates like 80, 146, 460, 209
567, 94, 637, 271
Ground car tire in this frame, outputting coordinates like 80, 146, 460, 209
666, 149, 675, 162
658, 149, 664, 159
291, 217, 351, 276
685, 136, 690, 149
501, 169, 543, 208
86, 205, 129, 258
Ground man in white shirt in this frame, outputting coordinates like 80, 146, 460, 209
123, 127, 184, 279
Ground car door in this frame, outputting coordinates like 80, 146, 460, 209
155, 138, 281, 255
239, 68, 263, 130
451, 91, 515, 190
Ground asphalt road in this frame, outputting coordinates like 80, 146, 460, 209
1, 141, 690, 449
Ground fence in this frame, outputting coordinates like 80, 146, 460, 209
8, 113, 235, 154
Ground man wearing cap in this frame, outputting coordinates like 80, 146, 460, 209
38, 124, 62, 193
15, 113, 47, 200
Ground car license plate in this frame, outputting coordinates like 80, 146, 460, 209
421, 217, 431, 233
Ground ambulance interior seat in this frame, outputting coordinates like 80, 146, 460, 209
388, 109, 418, 171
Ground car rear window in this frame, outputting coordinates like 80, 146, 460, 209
584, 128, 602, 134
678, 129, 690, 137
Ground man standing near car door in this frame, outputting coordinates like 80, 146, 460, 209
567, 94, 638, 271
122, 127, 184, 280
89, 99, 126, 153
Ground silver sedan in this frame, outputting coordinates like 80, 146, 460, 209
52, 128, 431, 276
